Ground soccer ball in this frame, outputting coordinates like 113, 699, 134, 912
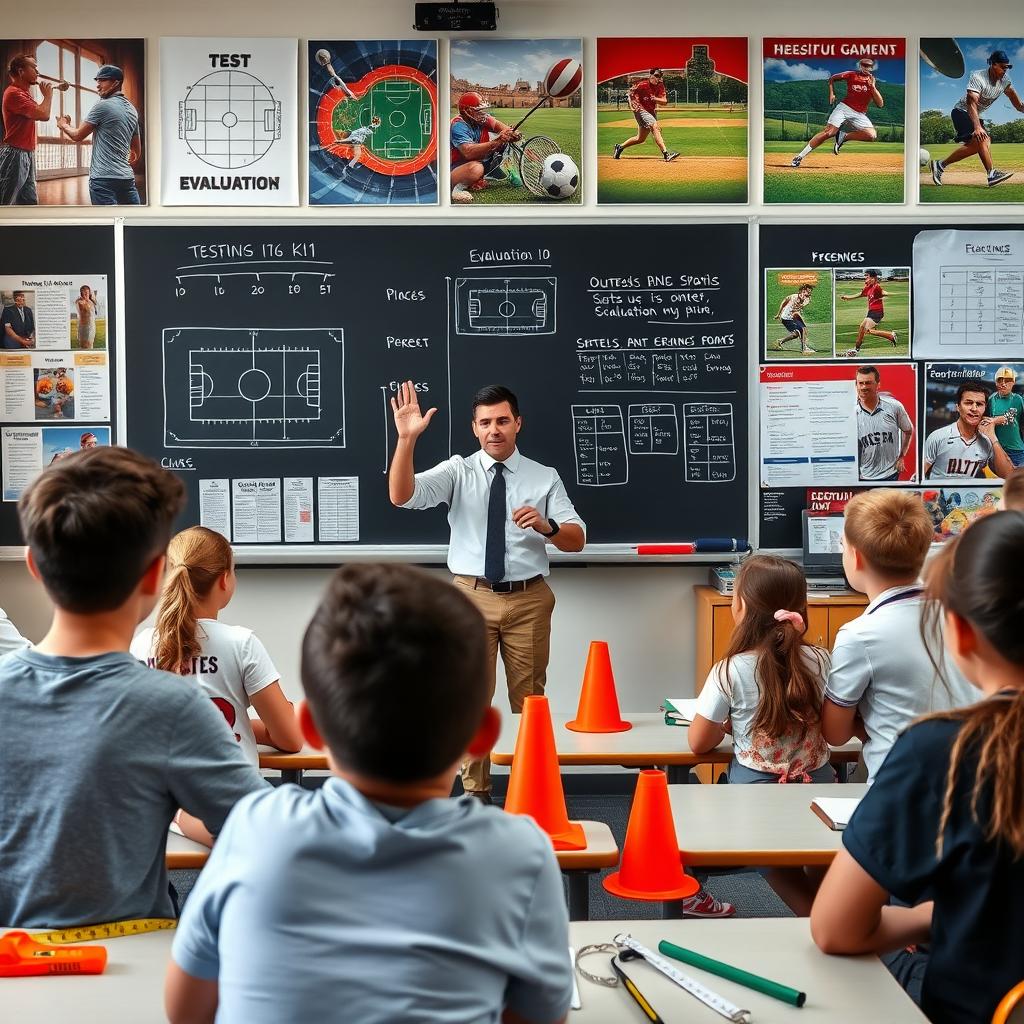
919, 149, 931, 167
539, 154, 579, 199
845, 348, 859, 358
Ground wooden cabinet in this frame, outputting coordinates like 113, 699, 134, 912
694, 585, 868, 692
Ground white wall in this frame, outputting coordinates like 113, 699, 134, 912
3, 0, 1020, 710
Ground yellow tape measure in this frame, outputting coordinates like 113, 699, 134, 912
29, 918, 176, 945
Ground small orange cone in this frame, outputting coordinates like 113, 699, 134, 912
566, 641, 631, 733
504, 695, 586, 850
603, 770, 699, 900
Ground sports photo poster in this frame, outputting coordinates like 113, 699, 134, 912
760, 362, 919, 488
922, 486, 1002, 540
0, 38, 146, 207
448, 39, 582, 206
763, 38, 906, 204
920, 38, 1024, 202
596, 37, 748, 205
923, 362, 1024, 482
308, 40, 437, 206
160, 37, 298, 206
764, 266, 911, 361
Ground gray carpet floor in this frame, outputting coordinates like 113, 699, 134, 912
171, 791, 792, 920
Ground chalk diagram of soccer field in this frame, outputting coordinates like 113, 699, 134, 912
179, 70, 282, 169
309, 40, 438, 205
163, 328, 345, 448
454, 277, 557, 335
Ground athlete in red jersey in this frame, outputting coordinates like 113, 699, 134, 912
612, 68, 679, 162
0, 54, 55, 205
840, 268, 897, 354
450, 91, 521, 204
791, 58, 884, 168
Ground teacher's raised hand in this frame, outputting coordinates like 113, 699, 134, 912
390, 379, 437, 440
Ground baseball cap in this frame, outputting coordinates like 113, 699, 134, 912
988, 50, 1013, 68
650, 68, 663, 77
95, 64, 124, 82
996, 367, 1017, 381
857, 58, 877, 71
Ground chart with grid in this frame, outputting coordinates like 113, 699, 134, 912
179, 70, 282, 169
163, 327, 345, 448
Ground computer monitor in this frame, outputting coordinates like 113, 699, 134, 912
801, 510, 846, 575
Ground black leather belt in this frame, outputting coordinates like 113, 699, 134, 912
460, 574, 544, 593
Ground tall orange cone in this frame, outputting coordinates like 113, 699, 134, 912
504, 695, 586, 850
603, 770, 698, 900
566, 640, 631, 733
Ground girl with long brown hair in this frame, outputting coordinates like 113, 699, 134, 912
131, 526, 302, 765
811, 510, 1024, 1024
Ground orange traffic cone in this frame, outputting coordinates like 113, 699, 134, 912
504, 695, 586, 850
566, 641, 631, 733
603, 770, 699, 900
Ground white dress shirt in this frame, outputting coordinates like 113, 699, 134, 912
403, 447, 585, 579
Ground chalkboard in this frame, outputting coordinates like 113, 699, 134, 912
123, 223, 748, 558
0, 224, 117, 550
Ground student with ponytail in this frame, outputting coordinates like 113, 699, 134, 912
132, 526, 302, 766
812, 511, 1024, 1024
690, 554, 833, 914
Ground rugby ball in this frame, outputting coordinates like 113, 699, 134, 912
919, 148, 931, 167
539, 153, 579, 199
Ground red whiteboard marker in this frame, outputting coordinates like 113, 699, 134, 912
636, 543, 696, 555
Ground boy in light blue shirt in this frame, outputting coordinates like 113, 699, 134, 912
167, 563, 573, 1024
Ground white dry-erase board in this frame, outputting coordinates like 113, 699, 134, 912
121, 221, 749, 562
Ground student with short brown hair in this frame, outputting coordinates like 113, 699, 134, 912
812, 510, 1024, 1024
0, 447, 265, 927
822, 489, 975, 781
1001, 466, 1024, 510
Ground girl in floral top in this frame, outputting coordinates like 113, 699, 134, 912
690, 554, 834, 912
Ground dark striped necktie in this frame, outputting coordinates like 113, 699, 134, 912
484, 462, 506, 583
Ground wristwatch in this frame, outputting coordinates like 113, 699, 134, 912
540, 519, 560, 538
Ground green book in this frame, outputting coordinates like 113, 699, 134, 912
662, 697, 698, 726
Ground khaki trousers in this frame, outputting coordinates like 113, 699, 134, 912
454, 576, 555, 793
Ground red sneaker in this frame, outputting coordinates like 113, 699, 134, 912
680, 888, 735, 918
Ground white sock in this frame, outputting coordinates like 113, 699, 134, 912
798, 144, 813, 158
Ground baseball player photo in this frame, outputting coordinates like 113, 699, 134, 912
838, 269, 898, 356
855, 365, 914, 482
613, 68, 679, 163
771, 283, 816, 355
923, 379, 1014, 480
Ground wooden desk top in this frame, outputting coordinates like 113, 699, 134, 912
491, 712, 861, 768
570, 918, 927, 1023
670, 782, 869, 867
257, 744, 327, 771
0, 917, 924, 1023
165, 831, 210, 870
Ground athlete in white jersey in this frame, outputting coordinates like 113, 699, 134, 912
331, 116, 379, 177
924, 381, 1014, 480
931, 50, 1024, 188
771, 283, 815, 355
855, 366, 913, 481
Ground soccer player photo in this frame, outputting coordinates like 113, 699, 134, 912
834, 267, 910, 359
448, 39, 582, 206
0, 39, 146, 206
923, 362, 1024, 480
920, 38, 1024, 202
763, 269, 832, 360
763, 38, 906, 204
596, 37, 748, 204
308, 40, 437, 206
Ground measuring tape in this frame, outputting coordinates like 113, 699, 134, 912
614, 934, 751, 1023
29, 918, 177, 945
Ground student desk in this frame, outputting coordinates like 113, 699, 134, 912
570, 918, 927, 1023
490, 712, 862, 785
670, 782, 869, 867
0, 918, 927, 1024
257, 744, 323, 784
165, 824, 618, 921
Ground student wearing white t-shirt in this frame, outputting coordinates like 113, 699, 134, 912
822, 490, 976, 782
0, 606, 29, 657
132, 527, 302, 841
690, 554, 833, 915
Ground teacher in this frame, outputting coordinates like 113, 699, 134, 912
389, 381, 586, 802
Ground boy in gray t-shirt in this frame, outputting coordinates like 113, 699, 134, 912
167, 564, 574, 1024
0, 448, 264, 928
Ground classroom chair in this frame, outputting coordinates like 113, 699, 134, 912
993, 981, 1024, 1024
